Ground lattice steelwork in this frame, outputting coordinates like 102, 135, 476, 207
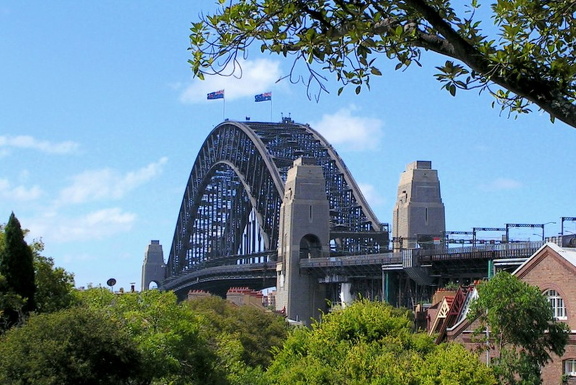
166, 119, 386, 278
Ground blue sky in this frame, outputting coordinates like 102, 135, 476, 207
2, 1, 575, 290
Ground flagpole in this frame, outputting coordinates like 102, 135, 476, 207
223, 97, 226, 121
270, 98, 273, 121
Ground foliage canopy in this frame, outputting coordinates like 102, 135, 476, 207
0, 306, 143, 385
0, 217, 76, 330
265, 300, 496, 384
190, 0, 576, 128
77, 288, 220, 385
468, 272, 569, 384
0, 213, 35, 326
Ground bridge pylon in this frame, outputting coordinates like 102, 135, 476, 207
275, 158, 330, 325
141, 240, 166, 291
393, 161, 445, 252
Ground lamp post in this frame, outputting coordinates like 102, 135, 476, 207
473, 227, 506, 246
561, 217, 576, 236
506, 223, 552, 243
542, 222, 556, 241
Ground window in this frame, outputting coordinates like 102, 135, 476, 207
565, 359, 576, 376
545, 289, 567, 320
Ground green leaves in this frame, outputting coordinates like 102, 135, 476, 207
469, 272, 569, 384
79, 289, 221, 384
266, 300, 496, 384
0, 213, 35, 327
0, 307, 144, 385
188, 0, 576, 127
435, 61, 470, 96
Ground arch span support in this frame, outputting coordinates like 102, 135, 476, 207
163, 119, 388, 295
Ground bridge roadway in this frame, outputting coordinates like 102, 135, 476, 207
162, 241, 545, 297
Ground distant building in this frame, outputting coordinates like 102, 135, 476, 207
263, 289, 276, 309
187, 290, 211, 301
226, 287, 265, 310
427, 240, 576, 384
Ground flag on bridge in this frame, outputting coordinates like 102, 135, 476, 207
255, 92, 272, 102
207, 89, 224, 100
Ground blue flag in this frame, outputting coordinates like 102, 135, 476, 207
255, 92, 272, 102
207, 89, 224, 100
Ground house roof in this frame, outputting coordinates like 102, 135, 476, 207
514, 242, 576, 279
439, 243, 576, 343
445, 287, 477, 334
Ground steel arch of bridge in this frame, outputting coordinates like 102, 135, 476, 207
165, 119, 386, 282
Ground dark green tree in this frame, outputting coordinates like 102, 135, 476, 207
0, 274, 25, 331
77, 288, 222, 385
187, 296, 289, 369
468, 272, 569, 385
0, 213, 35, 326
34, 253, 75, 313
0, 306, 144, 385
190, 0, 576, 128
186, 296, 289, 385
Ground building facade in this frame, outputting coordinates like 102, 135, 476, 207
428, 242, 576, 384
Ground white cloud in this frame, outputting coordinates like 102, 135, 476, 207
0, 135, 79, 155
0, 178, 43, 201
179, 58, 283, 103
357, 183, 385, 207
57, 157, 168, 205
29, 208, 136, 243
480, 177, 523, 191
310, 105, 384, 151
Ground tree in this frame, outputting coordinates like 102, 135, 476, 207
468, 272, 569, 385
186, 296, 289, 384
265, 300, 496, 384
77, 288, 222, 385
187, 296, 288, 368
190, 0, 576, 128
34, 253, 75, 313
28, 238, 76, 314
0, 307, 144, 385
0, 274, 25, 332
0, 213, 35, 326
0, 221, 74, 327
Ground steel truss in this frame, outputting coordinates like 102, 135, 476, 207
166, 119, 387, 280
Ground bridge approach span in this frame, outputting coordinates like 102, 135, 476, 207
164, 241, 544, 299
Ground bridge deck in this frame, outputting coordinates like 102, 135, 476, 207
163, 241, 546, 295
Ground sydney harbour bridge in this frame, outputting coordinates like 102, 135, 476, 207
143, 117, 569, 320
161, 117, 388, 292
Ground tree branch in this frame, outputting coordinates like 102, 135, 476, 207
404, 0, 576, 128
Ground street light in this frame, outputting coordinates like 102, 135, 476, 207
561, 217, 576, 235
542, 222, 556, 241
506, 222, 555, 242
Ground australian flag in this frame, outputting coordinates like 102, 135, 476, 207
255, 92, 272, 102
207, 89, 224, 100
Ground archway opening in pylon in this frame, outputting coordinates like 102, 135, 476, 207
300, 234, 322, 259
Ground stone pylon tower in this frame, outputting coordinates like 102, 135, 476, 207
141, 240, 165, 291
275, 158, 330, 325
393, 161, 445, 251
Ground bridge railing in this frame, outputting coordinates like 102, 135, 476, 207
415, 241, 544, 263
176, 251, 277, 273
300, 253, 403, 268
162, 261, 277, 292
